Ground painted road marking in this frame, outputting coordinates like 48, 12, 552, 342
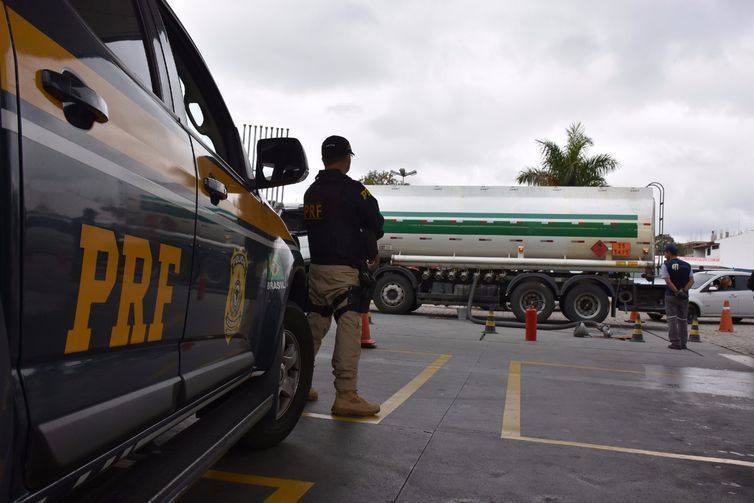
720, 354, 754, 369
203, 470, 313, 502
303, 351, 452, 424
501, 360, 754, 468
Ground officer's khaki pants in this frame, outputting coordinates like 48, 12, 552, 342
307, 264, 362, 392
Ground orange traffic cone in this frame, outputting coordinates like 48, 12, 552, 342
625, 311, 639, 323
718, 299, 734, 333
361, 313, 376, 348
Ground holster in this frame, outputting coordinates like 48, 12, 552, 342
357, 263, 376, 313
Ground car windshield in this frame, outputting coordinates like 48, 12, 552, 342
691, 272, 717, 289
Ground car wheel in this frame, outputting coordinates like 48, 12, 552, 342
510, 280, 555, 323
241, 302, 313, 449
373, 273, 415, 314
562, 283, 609, 323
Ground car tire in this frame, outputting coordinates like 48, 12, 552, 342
562, 283, 610, 323
374, 273, 415, 314
241, 302, 313, 449
510, 280, 555, 323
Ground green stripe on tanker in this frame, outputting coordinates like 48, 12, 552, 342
382, 211, 638, 221
383, 220, 638, 238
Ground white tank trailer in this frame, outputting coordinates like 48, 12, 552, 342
367, 185, 665, 323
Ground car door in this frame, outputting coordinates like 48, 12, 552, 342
156, 3, 289, 401
7, 0, 196, 488
699, 274, 734, 317
731, 275, 754, 317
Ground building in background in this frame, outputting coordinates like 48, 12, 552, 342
682, 230, 754, 271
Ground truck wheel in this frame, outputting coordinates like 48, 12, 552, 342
510, 281, 555, 323
241, 303, 313, 449
374, 274, 415, 314
648, 312, 664, 322
562, 284, 609, 323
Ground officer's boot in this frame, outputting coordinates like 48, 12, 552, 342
331, 390, 380, 417
307, 387, 318, 402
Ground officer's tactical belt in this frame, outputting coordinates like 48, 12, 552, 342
309, 287, 361, 321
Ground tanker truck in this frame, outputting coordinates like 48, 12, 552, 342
368, 185, 665, 323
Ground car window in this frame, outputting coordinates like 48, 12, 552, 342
69, 0, 156, 93
691, 272, 715, 289
733, 275, 749, 291
162, 18, 231, 166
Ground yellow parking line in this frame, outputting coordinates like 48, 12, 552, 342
501, 360, 754, 468
203, 470, 314, 502
303, 353, 452, 424
501, 360, 521, 438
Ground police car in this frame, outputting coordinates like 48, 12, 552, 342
0, 1, 313, 500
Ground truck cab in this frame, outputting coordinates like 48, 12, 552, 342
0, 1, 313, 500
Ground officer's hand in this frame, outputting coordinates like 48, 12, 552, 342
675, 290, 688, 300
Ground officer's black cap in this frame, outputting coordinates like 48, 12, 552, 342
321, 135, 355, 159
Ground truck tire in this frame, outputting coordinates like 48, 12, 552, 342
562, 284, 609, 323
510, 281, 555, 323
241, 303, 313, 449
648, 312, 664, 322
374, 273, 415, 315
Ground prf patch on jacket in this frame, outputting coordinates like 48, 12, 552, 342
360, 187, 371, 200
224, 248, 249, 343
304, 203, 323, 220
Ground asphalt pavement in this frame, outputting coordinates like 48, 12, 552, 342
182, 306, 754, 502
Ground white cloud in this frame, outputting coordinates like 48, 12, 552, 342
169, 0, 754, 241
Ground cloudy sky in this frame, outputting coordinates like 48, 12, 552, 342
169, 0, 754, 242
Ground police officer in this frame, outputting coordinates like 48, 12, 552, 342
660, 244, 694, 349
304, 135, 384, 417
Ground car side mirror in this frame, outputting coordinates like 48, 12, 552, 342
254, 137, 309, 188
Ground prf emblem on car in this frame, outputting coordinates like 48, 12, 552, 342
224, 248, 249, 343
65, 224, 181, 354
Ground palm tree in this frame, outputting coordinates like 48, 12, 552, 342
516, 123, 618, 187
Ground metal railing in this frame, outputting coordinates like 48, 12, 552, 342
241, 124, 289, 207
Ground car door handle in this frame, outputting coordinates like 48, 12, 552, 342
203, 176, 228, 205
41, 69, 109, 127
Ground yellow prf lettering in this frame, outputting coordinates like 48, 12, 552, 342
110, 234, 152, 346
147, 244, 181, 342
65, 224, 119, 354
304, 203, 322, 220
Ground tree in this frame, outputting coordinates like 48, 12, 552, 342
389, 168, 417, 185
359, 170, 398, 185
516, 123, 619, 187
655, 234, 687, 256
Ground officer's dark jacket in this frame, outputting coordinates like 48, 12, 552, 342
663, 258, 692, 296
304, 169, 384, 267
